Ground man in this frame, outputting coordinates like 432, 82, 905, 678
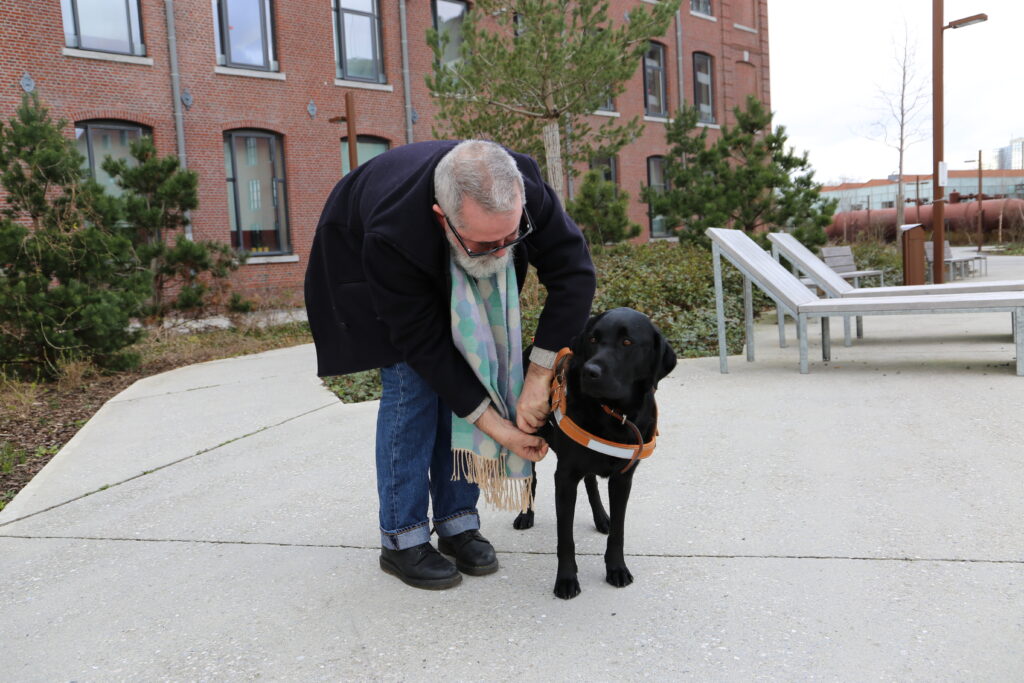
305, 140, 595, 590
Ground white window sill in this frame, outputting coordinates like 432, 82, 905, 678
644, 115, 670, 124
334, 78, 394, 92
697, 121, 721, 129
246, 254, 299, 264
215, 66, 286, 80
62, 47, 153, 66
734, 23, 758, 34
594, 110, 621, 118
691, 11, 717, 21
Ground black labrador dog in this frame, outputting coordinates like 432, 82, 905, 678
515, 307, 677, 599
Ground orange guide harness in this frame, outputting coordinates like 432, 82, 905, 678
548, 348, 658, 474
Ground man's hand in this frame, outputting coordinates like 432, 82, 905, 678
516, 362, 555, 432
475, 405, 548, 462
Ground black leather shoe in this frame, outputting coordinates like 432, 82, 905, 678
438, 529, 499, 576
379, 543, 462, 590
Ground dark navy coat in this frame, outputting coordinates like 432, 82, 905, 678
304, 140, 596, 418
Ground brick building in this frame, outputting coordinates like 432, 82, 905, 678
0, 0, 770, 299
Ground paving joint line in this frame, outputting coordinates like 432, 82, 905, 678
0, 534, 1020, 566
0, 400, 339, 529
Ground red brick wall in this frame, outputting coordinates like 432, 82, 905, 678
0, 0, 770, 298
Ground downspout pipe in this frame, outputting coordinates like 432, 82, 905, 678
675, 9, 684, 110
399, 0, 414, 144
165, 0, 192, 237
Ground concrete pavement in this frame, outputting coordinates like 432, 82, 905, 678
1, 247, 1022, 680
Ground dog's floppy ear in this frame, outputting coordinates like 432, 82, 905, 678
649, 322, 677, 389
569, 312, 605, 355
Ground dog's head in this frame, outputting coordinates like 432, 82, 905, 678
569, 307, 677, 403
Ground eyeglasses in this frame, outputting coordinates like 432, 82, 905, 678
440, 205, 535, 258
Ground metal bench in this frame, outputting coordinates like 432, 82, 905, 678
707, 227, 1024, 375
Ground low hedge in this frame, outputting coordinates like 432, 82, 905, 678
328, 240, 771, 403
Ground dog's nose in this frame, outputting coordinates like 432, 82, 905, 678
583, 363, 602, 381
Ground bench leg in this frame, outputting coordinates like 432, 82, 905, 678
1015, 310, 1023, 377
798, 314, 809, 374
744, 277, 755, 362
856, 315, 863, 339
821, 316, 831, 361
778, 307, 787, 348
843, 315, 852, 347
712, 244, 728, 374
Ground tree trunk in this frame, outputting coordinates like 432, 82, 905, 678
541, 119, 565, 204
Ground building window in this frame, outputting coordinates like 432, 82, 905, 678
433, 0, 467, 67
214, 0, 277, 70
74, 120, 150, 196
691, 0, 713, 16
341, 135, 390, 175
643, 42, 668, 118
61, 0, 145, 55
694, 52, 715, 124
647, 156, 669, 238
590, 156, 618, 190
334, 0, 384, 82
224, 130, 290, 254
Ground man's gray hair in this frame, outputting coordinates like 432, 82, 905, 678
434, 140, 525, 223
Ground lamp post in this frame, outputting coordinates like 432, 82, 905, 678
932, 3, 987, 283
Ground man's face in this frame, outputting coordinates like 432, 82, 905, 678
434, 196, 521, 279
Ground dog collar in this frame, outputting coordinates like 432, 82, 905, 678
549, 348, 657, 473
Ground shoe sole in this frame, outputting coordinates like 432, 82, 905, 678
378, 557, 463, 590
437, 545, 500, 576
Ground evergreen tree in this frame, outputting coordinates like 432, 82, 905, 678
103, 138, 243, 318
427, 0, 680, 201
565, 169, 640, 246
646, 96, 836, 247
0, 93, 149, 377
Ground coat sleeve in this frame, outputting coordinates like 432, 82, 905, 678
361, 232, 490, 418
519, 157, 597, 353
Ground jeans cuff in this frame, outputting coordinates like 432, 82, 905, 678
434, 510, 480, 538
380, 522, 431, 550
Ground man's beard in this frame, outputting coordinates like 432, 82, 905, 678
445, 231, 512, 279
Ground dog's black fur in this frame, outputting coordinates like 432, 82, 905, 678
515, 307, 677, 599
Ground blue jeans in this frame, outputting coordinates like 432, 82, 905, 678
376, 362, 481, 550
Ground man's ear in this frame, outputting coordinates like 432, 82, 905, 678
432, 203, 446, 230
570, 312, 604, 356
649, 322, 677, 389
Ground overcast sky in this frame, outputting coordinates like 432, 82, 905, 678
767, 0, 1021, 185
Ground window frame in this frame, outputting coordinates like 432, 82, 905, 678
75, 119, 151, 194
643, 42, 668, 118
432, 0, 468, 67
691, 0, 713, 17
340, 135, 391, 175
215, 0, 278, 71
333, 0, 385, 83
589, 155, 619, 192
61, 0, 146, 56
694, 52, 716, 124
224, 129, 291, 255
647, 155, 670, 238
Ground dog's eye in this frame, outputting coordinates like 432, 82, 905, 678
622, 339, 633, 346
588, 336, 597, 344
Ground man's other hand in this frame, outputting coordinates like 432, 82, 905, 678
516, 362, 555, 432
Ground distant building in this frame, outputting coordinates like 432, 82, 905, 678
0, 0, 771, 299
821, 170, 1024, 214
995, 138, 1024, 170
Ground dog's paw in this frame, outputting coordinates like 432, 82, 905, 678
512, 510, 535, 530
554, 575, 581, 600
605, 565, 634, 588
592, 510, 610, 535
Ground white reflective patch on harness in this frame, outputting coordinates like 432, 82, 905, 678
552, 407, 635, 460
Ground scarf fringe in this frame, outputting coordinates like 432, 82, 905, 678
452, 448, 534, 513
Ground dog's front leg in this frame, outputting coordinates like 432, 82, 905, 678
553, 465, 584, 599
604, 471, 634, 588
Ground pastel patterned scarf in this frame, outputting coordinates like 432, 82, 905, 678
449, 257, 533, 512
